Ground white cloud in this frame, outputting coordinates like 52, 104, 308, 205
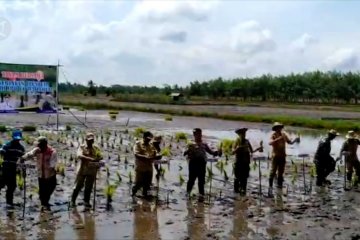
291, 33, 317, 53
323, 48, 359, 71
230, 21, 276, 55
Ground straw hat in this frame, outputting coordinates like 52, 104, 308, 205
328, 129, 340, 136
272, 122, 284, 131
346, 130, 357, 139
85, 132, 95, 141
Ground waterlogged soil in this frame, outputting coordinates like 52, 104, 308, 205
0, 111, 360, 239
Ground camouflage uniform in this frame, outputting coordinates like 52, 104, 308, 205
233, 137, 253, 194
341, 139, 360, 182
71, 144, 102, 204
132, 140, 157, 196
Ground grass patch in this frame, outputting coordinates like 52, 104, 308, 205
0, 125, 6, 132
22, 125, 37, 132
175, 132, 187, 142
61, 99, 360, 132
164, 115, 173, 121
134, 127, 146, 138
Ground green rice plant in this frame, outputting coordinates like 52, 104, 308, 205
175, 132, 187, 142
292, 162, 298, 174
128, 171, 133, 183
161, 147, 171, 157
66, 125, 72, 131
0, 125, 6, 132
291, 174, 297, 185
223, 169, 229, 182
310, 164, 316, 178
0, 155, 3, 167
134, 127, 146, 138
252, 160, 257, 171
160, 167, 166, 176
207, 166, 214, 179
116, 171, 122, 185
179, 174, 185, 186
117, 154, 121, 162
22, 125, 37, 132
109, 114, 117, 121
56, 162, 66, 177
215, 160, 225, 174
164, 115, 173, 121
106, 165, 110, 178
352, 174, 359, 186
17, 174, 24, 190
219, 139, 234, 157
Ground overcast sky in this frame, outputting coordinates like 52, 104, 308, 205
0, 0, 359, 87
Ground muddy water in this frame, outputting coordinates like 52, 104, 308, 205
0, 111, 360, 240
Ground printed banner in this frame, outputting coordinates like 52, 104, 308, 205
0, 63, 57, 113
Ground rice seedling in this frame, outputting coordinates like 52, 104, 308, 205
310, 164, 316, 178
252, 160, 257, 171
108, 110, 119, 115
215, 160, 225, 174
116, 171, 122, 185
0, 155, 3, 167
179, 174, 185, 186
56, 162, 66, 177
175, 132, 187, 142
109, 114, 117, 121
352, 174, 359, 186
219, 139, 234, 159
164, 115, 173, 121
17, 174, 24, 190
128, 171, 133, 183
104, 182, 117, 209
117, 154, 121, 162
134, 127, 146, 138
161, 147, 171, 157
66, 125, 72, 131
207, 166, 214, 179
160, 167, 166, 176
223, 169, 229, 182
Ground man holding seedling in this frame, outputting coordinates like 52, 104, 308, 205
339, 131, 360, 185
0, 130, 25, 209
152, 136, 163, 179
21, 136, 57, 211
232, 128, 263, 195
314, 129, 339, 187
71, 132, 103, 208
184, 128, 220, 202
269, 122, 300, 192
132, 131, 162, 198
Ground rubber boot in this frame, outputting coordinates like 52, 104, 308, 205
277, 176, 284, 189
234, 179, 240, 193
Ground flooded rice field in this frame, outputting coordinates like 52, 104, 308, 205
0, 111, 360, 239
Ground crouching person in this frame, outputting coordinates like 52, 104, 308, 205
71, 132, 103, 209
21, 136, 57, 212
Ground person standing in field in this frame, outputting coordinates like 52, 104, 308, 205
339, 131, 360, 185
152, 136, 163, 179
132, 131, 162, 198
314, 129, 339, 187
268, 122, 300, 192
184, 128, 220, 202
71, 132, 103, 208
21, 136, 57, 212
0, 130, 25, 209
232, 128, 263, 195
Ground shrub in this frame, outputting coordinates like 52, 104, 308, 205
23, 125, 37, 132
0, 125, 6, 132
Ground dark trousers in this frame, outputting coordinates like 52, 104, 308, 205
3, 166, 17, 205
234, 161, 250, 193
315, 157, 335, 186
38, 175, 57, 207
72, 174, 96, 203
132, 170, 153, 196
269, 156, 286, 188
187, 162, 206, 195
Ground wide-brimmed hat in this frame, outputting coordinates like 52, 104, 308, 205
12, 130, 22, 140
235, 128, 248, 134
272, 122, 284, 131
328, 129, 340, 136
346, 130, 357, 139
85, 132, 95, 141
153, 136, 162, 143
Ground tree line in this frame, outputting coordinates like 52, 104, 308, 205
59, 71, 360, 104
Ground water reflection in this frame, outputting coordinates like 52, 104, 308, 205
266, 192, 284, 238
230, 200, 253, 239
186, 201, 207, 240
72, 208, 96, 240
38, 212, 56, 240
0, 212, 23, 240
133, 202, 160, 240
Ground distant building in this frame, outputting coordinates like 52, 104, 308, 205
170, 93, 184, 101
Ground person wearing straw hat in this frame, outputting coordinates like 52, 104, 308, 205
314, 129, 339, 187
184, 128, 221, 202
232, 128, 263, 195
132, 131, 162, 198
71, 132, 103, 208
21, 136, 57, 212
339, 130, 360, 185
152, 135, 163, 179
269, 122, 300, 190
0, 130, 25, 209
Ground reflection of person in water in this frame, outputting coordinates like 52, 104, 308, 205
186, 202, 207, 239
230, 200, 253, 239
266, 194, 285, 238
38, 212, 56, 240
133, 202, 160, 240
0, 212, 22, 239
72, 208, 96, 240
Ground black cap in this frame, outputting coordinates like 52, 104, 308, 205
193, 128, 202, 134
235, 128, 248, 134
143, 131, 153, 139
